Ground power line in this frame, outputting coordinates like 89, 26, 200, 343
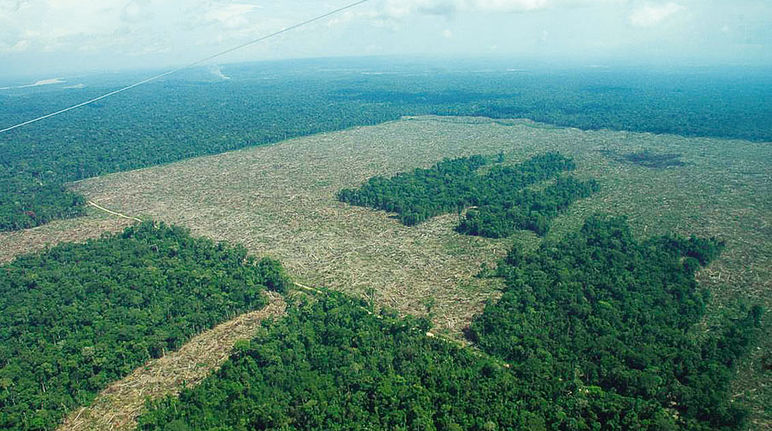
0, 0, 371, 135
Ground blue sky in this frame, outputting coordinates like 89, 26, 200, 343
1, 0, 771, 77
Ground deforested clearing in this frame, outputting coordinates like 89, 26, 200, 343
3, 116, 767, 333
57, 292, 286, 431
2, 115, 769, 425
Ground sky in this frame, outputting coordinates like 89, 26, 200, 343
1, 0, 771, 78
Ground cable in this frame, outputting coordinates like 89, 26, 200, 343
0, 0, 371, 135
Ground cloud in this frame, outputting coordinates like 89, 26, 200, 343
122, 0, 153, 23
467, 0, 551, 12
372, 0, 623, 19
629, 2, 685, 27
203, 3, 262, 29
0, 0, 275, 56
375, 0, 545, 19
2, 0, 770, 74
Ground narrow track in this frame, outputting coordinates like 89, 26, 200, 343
87, 201, 142, 222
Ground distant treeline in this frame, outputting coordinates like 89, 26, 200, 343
1, 65, 769, 231
137, 215, 762, 430
0, 222, 289, 431
338, 153, 598, 237
0, 79, 399, 232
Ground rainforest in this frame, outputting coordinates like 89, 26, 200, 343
0, 21, 769, 431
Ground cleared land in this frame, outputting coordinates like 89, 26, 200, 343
0, 210, 133, 264
1, 115, 769, 427
58, 292, 286, 431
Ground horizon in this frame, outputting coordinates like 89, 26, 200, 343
2, 0, 771, 79
3, 53, 772, 88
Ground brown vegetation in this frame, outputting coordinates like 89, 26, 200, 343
0, 210, 130, 264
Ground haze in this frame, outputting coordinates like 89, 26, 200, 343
1, 0, 771, 78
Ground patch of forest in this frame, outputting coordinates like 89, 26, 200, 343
469, 215, 763, 430
1, 64, 770, 231
0, 222, 289, 431
337, 152, 598, 237
136, 215, 762, 430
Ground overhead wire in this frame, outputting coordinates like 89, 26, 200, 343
0, 0, 371, 135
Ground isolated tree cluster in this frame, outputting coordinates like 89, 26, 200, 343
338, 152, 598, 237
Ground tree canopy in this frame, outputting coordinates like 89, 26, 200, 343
136, 216, 761, 430
470, 215, 762, 430
338, 153, 598, 237
0, 222, 288, 431
139, 292, 544, 431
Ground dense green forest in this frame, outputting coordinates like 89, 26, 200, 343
1, 61, 770, 231
138, 292, 539, 430
469, 215, 762, 430
456, 176, 598, 237
136, 216, 761, 430
338, 152, 597, 236
0, 222, 289, 431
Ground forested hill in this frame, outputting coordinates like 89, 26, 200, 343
0, 222, 290, 431
136, 215, 762, 430
1, 62, 770, 232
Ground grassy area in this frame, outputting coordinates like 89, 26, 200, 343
2, 115, 768, 427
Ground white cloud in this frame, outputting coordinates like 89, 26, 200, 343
0, 0, 277, 56
372, 0, 624, 19
1, 0, 770, 74
122, 0, 152, 23
629, 2, 684, 27
9, 39, 28, 52
203, 3, 262, 29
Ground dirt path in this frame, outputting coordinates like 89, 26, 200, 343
58, 292, 286, 431
87, 201, 142, 222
